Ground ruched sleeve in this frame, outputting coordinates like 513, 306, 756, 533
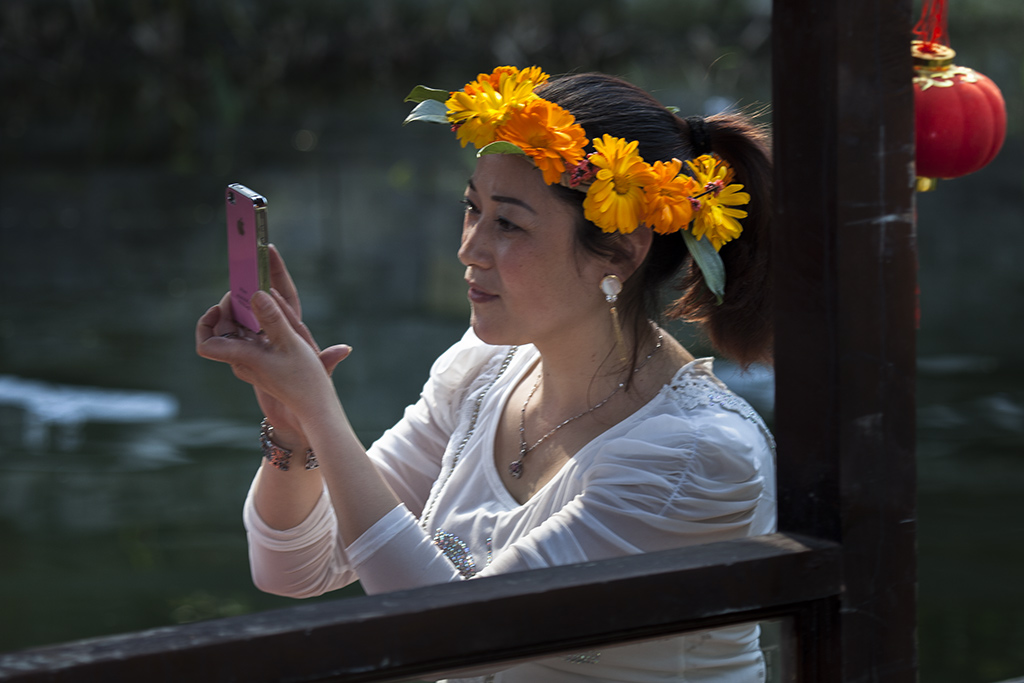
485, 409, 771, 574
243, 477, 356, 597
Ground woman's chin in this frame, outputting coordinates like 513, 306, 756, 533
469, 317, 516, 347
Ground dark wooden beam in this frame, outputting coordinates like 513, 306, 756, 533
0, 533, 839, 683
773, 0, 918, 681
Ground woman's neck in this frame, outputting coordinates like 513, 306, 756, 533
528, 319, 648, 411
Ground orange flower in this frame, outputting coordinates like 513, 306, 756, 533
446, 67, 547, 149
496, 99, 587, 185
583, 135, 656, 234
643, 159, 700, 234
478, 65, 549, 91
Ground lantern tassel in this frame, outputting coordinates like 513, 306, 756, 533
913, 0, 949, 51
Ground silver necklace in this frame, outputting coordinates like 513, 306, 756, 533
510, 329, 663, 479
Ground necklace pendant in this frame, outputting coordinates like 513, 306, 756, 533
509, 460, 524, 479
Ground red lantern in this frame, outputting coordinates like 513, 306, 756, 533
912, 42, 1006, 192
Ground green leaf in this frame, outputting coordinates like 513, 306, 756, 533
477, 141, 527, 157
403, 99, 449, 126
665, 105, 680, 114
404, 85, 450, 104
682, 230, 726, 304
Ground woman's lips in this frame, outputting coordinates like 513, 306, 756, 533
467, 283, 498, 303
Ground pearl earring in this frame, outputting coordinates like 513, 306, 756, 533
601, 274, 622, 303
600, 275, 627, 363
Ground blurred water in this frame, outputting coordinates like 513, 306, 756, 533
0, 376, 179, 451
915, 359, 1024, 683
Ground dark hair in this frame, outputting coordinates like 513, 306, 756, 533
536, 73, 773, 367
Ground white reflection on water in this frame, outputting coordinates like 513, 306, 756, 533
0, 376, 179, 451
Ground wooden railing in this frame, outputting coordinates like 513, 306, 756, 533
0, 534, 839, 682
0, 0, 918, 680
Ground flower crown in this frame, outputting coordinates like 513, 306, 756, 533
404, 66, 750, 302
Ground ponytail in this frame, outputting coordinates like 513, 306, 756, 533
539, 74, 774, 367
667, 113, 773, 367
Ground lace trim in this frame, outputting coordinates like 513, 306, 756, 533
667, 364, 776, 452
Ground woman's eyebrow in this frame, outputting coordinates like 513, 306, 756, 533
466, 178, 537, 215
493, 195, 537, 214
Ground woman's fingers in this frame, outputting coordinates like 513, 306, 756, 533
268, 245, 302, 318
196, 304, 221, 349
195, 289, 346, 411
250, 290, 287, 340
196, 291, 262, 364
267, 248, 320, 352
250, 291, 311, 357
195, 304, 247, 363
212, 291, 239, 336
196, 290, 318, 364
320, 344, 352, 376
271, 288, 319, 352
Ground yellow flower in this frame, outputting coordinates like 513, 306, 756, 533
583, 135, 656, 234
686, 154, 734, 189
446, 66, 547, 149
445, 82, 513, 148
688, 153, 753, 249
690, 193, 748, 250
686, 154, 749, 250
479, 65, 549, 91
496, 99, 587, 185
643, 159, 700, 234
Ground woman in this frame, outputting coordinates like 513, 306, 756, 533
196, 67, 776, 682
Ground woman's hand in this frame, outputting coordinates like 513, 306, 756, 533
257, 246, 350, 444
195, 246, 349, 447
197, 290, 350, 427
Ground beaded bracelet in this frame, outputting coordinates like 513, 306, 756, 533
259, 418, 319, 471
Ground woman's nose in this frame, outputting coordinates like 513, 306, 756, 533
458, 221, 490, 268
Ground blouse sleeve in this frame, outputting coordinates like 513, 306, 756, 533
242, 329, 505, 598
243, 476, 357, 597
347, 409, 775, 594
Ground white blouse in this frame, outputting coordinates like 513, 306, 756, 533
243, 329, 777, 682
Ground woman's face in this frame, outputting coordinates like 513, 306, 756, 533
458, 154, 611, 348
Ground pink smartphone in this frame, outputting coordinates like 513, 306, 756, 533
225, 183, 270, 332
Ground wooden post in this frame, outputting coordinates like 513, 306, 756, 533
773, 0, 918, 681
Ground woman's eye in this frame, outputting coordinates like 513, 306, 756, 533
496, 217, 520, 232
460, 198, 519, 232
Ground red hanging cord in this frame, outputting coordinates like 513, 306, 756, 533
913, 0, 950, 51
